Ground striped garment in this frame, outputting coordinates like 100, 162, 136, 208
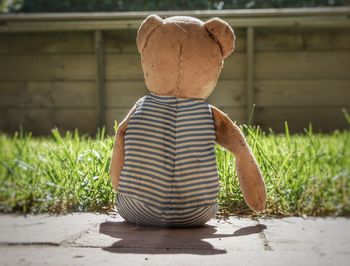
116, 93, 219, 227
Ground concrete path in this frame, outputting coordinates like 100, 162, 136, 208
0, 213, 349, 266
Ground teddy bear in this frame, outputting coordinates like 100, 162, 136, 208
110, 14, 266, 227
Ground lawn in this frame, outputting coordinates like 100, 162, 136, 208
0, 123, 349, 217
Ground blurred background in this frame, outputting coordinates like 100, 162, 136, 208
1, 0, 350, 12
0, 0, 349, 135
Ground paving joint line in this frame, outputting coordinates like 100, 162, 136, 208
0, 243, 228, 252
257, 219, 273, 251
0, 242, 60, 247
60, 222, 101, 247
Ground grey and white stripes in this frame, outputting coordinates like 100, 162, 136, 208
116, 93, 219, 227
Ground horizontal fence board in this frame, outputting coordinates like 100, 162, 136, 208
231, 29, 246, 52
106, 81, 148, 108
207, 80, 245, 107
0, 32, 94, 54
0, 81, 95, 108
105, 54, 143, 80
105, 79, 246, 108
219, 107, 246, 125
0, 50, 245, 83
255, 51, 350, 79
255, 79, 350, 107
104, 28, 246, 54
255, 28, 350, 51
2, 28, 349, 55
105, 106, 246, 135
225, 15, 350, 28
255, 107, 349, 132
105, 53, 246, 80
1, 7, 348, 21
0, 54, 95, 81
1, 12, 350, 32
106, 108, 131, 134
0, 108, 97, 134
104, 30, 138, 54
105, 43, 138, 55
0, 19, 142, 32
222, 53, 246, 79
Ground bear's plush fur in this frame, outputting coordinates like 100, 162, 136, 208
110, 15, 266, 214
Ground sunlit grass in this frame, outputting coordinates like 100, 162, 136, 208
217, 124, 350, 217
0, 124, 349, 216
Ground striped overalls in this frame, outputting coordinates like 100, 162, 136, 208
116, 93, 219, 227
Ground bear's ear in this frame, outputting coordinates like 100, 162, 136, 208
136, 14, 163, 53
204, 17, 235, 59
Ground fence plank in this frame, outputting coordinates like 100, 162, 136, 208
105, 53, 246, 80
1, 8, 349, 21
104, 28, 247, 54
0, 80, 245, 109
255, 80, 350, 107
105, 81, 148, 108
1, 13, 350, 32
0, 32, 93, 54
0, 54, 95, 81
207, 80, 246, 107
0, 81, 95, 108
105, 80, 245, 108
106, 107, 131, 134
105, 54, 143, 80
104, 30, 138, 54
1, 108, 97, 134
219, 107, 246, 125
255, 107, 349, 132
256, 51, 350, 79
105, 106, 246, 134
221, 53, 246, 79
255, 28, 350, 51
2, 28, 348, 55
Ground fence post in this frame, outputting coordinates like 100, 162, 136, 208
246, 26, 255, 125
94, 30, 106, 131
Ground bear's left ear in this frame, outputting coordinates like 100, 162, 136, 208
137, 14, 163, 53
204, 17, 235, 59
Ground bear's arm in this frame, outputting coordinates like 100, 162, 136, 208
110, 101, 139, 192
211, 105, 267, 212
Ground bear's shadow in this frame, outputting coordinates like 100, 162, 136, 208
99, 220, 267, 255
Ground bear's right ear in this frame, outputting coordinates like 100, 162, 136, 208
204, 17, 235, 59
136, 14, 163, 53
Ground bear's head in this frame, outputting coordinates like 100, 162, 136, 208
137, 15, 235, 99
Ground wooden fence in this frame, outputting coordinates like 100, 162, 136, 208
0, 7, 349, 134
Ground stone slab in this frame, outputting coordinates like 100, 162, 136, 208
259, 217, 350, 255
0, 246, 349, 266
73, 216, 263, 252
0, 213, 110, 244
1, 214, 350, 266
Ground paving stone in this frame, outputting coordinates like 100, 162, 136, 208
73, 216, 263, 252
0, 246, 349, 266
0, 214, 349, 266
259, 217, 350, 255
0, 213, 109, 244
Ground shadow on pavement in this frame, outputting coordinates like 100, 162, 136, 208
99, 221, 266, 255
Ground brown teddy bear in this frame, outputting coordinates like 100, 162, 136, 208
110, 15, 266, 227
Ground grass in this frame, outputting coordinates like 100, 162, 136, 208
0, 124, 349, 217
